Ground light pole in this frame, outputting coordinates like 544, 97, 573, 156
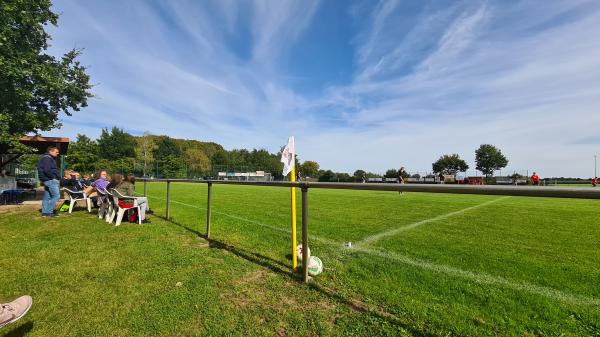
595, 154, 597, 178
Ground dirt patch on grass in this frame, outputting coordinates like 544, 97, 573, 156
0, 203, 38, 215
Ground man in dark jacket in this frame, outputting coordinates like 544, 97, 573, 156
37, 147, 60, 217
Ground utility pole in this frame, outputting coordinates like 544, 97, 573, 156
595, 154, 597, 178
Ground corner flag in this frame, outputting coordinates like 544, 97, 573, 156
281, 136, 298, 270
281, 136, 295, 176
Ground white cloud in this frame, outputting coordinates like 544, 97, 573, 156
46, 0, 600, 177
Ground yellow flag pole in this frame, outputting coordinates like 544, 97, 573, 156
291, 166, 297, 270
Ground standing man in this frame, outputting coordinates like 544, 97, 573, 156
592, 177, 597, 187
37, 146, 60, 217
531, 172, 540, 186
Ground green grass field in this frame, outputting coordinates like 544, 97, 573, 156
1, 182, 599, 336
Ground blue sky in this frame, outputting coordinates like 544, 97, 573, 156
46, 0, 600, 177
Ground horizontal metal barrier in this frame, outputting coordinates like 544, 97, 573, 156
139, 178, 600, 199
138, 178, 600, 283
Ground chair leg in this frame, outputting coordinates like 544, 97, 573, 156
68, 199, 75, 213
107, 206, 116, 223
115, 208, 125, 226
98, 203, 105, 219
86, 198, 92, 213
137, 206, 142, 224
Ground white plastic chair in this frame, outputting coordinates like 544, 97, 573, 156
109, 189, 141, 226
62, 187, 91, 213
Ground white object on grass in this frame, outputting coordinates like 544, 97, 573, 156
296, 244, 310, 262
308, 256, 323, 276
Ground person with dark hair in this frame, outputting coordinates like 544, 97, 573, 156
531, 172, 540, 186
398, 167, 406, 195
37, 146, 60, 217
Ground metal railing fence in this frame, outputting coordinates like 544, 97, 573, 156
139, 178, 600, 283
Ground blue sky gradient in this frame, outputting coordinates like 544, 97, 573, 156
46, 0, 600, 177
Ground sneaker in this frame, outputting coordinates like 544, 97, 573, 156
50, 213, 60, 218
0, 295, 33, 328
147, 209, 154, 214
41, 213, 51, 217
142, 219, 151, 224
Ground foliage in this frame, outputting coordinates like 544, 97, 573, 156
475, 144, 509, 177
67, 134, 98, 173
432, 154, 469, 175
17, 154, 40, 171
97, 127, 136, 160
384, 169, 398, 178
185, 148, 211, 177
0, 0, 92, 153
353, 170, 367, 181
318, 170, 336, 182
299, 160, 320, 178
135, 131, 157, 177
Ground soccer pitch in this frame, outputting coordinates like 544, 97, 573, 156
143, 182, 599, 336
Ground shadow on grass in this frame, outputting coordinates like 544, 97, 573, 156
152, 214, 430, 336
3, 321, 33, 337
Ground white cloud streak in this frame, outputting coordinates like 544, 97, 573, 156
47, 0, 600, 177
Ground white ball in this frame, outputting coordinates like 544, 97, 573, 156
308, 256, 323, 276
296, 244, 310, 262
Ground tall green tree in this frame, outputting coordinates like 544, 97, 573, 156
318, 170, 336, 182
0, 0, 92, 153
384, 169, 399, 178
67, 134, 99, 173
299, 160, 319, 178
353, 170, 367, 182
432, 154, 469, 175
97, 127, 136, 160
153, 137, 183, 178
475, 144, 508, 177
185, 148, 211, 177
135, 131, 156, 177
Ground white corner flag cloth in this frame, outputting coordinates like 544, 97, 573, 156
280, 136, 295, 176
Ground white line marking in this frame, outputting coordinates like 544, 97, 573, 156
355, 196, 511, 247
145, 193, 599, 307
352, 246, 600, 307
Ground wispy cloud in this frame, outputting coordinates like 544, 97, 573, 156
47, 0, 600, 177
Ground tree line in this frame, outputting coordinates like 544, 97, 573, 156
63, 127, 510, 182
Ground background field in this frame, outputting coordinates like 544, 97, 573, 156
1, 182, 599, 336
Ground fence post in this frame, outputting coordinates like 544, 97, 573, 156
301, 186, 309, 283
166, 180, 171, 219
206, 182, 212, 239
143, 179, 147, 197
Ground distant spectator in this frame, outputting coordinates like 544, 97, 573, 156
398, 167, 406, 195
592, 177, 597, 187
37, 146, 60, 217
531, 172, 540, 186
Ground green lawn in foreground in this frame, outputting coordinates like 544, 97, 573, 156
1, 182, 599, 336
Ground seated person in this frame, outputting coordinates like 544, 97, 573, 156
127, 175, 151, 215
80, 174, 92, 187
61, 170, 84, 198
83, 170, 110, 207
113, 174, 150, 223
